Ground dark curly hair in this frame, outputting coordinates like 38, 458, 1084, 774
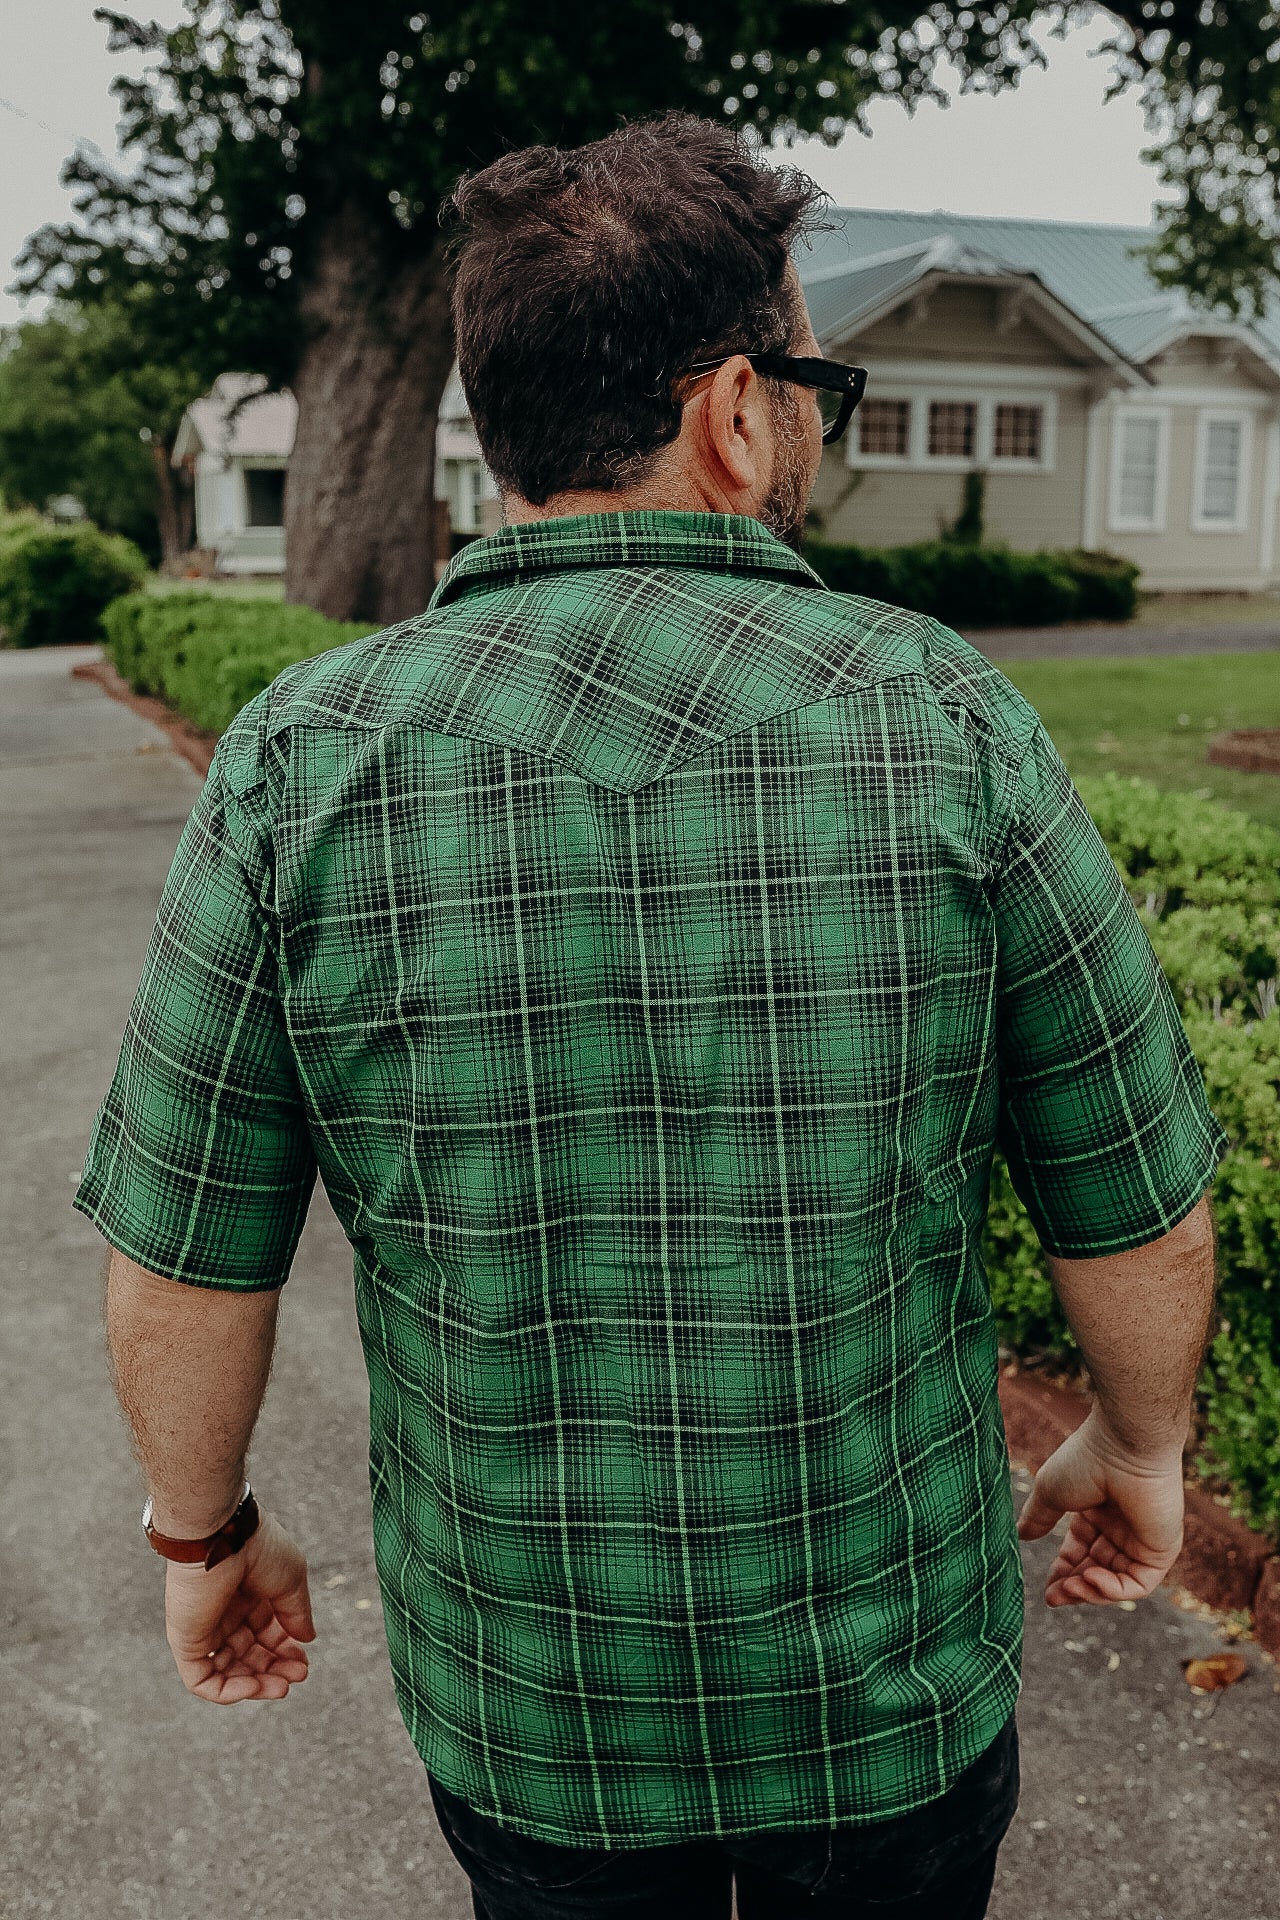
444, 113, 825, 505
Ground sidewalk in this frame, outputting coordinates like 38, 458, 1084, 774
2, 645, 1277, 1919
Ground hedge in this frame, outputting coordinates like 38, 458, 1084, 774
984, 776, 1280, 1539
102, 591, 377, 735
803, 538, 1140, 627
0, 514, 147, 648
106, 596, 1280, 1539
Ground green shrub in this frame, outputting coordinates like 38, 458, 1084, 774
988, 774, 1280, 1540
102, 592, 377, 734
0, 520, 146, 647
1049, 548, 1141, 623
803, 538, 1138, 628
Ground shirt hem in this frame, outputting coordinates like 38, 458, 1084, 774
1026, 1125, 1228, 1262
404, 1666, 1024, 1850
71, 1192, 289, 1292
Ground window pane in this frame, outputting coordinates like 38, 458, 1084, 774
245, 468, 285, 528
1201, 419, 1242, 522
1117, 417, 1160, 524
928, 401, 976, 458
859, 398, 910, 457
994, 404, 1042, 461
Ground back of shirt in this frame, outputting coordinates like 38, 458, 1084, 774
76, 513, 1225, 1847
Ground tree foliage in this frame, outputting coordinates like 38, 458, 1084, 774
15, 2, 1280, 616
0, 297, 206, 564
14, 2, 1137, 393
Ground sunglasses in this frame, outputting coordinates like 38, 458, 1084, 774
678, 354, 870, 446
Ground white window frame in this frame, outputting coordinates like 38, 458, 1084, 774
846, 388, 1057, 474
847, 393, 915, 469
1107, 407, 1171, 534
1191, 407, 1252, 534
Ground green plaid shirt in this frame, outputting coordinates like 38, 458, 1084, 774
77, 512, 1225, 1847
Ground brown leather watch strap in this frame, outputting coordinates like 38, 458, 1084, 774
143, 1488, 261, 1571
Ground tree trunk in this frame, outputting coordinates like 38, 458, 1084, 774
150, 438, 192, 570
285, 201, 457, 624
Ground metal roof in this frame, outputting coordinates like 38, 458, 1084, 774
796, 206, 1280, 368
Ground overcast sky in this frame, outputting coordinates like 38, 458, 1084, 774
1, 2, 1169, 328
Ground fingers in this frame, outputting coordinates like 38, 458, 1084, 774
275, 1579, 317, 1643
1015, 1484, 1068, 1541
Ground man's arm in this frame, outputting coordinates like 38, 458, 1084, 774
1016, 1195, 1218, 1607
105, 1249, 315, 1703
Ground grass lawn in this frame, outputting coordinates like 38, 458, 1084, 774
1135, 591, 1280, 627
1001, 651, 1280, 833
145, 573, 285, 600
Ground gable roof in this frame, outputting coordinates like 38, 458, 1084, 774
801, 228, 1149, 381
797, 206, 1280, 378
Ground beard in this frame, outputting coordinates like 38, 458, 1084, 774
758, 381, 814, 552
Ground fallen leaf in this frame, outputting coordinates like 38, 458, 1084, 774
1182, 1654, 1248, 1692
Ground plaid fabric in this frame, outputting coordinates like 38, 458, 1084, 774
76, 511, 1226, 1847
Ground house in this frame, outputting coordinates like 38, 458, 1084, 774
172, 373, 295, 575
803, 209, 1280, 592
173, 368, 498, 577
175, 209, 1280, 593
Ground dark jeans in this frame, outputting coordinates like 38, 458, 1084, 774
427, 1711, 1019, 1920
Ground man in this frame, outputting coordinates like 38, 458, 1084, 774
78, 114, 1224, 1920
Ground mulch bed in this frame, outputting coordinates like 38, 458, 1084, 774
1207, 729, 1280, 775
72, 656, 217, 778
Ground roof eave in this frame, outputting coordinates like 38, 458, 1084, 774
816, 265, 1154, 387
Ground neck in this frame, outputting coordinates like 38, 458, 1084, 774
501, 467, 748, 529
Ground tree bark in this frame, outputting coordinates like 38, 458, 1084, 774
285, 201, 457, 625
150, 438, 192, 570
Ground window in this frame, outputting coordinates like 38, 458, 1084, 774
858, 398, 911, 459
993, 403, 1043, 461
928, 401, 976, 459
244, 467, 285, 528
1193, 411, 1251, 532
1108, 411, 1169, 533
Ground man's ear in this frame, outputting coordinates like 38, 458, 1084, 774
697, 355, 767, 496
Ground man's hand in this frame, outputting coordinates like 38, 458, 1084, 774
164, 1511, 316, 1703
1016, 1406, 1186, 1607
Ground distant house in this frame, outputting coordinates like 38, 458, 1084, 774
804, 209, 1280, 593
172, 373, 295, 575
173, 368, 497, 578
177, 210, 1280, 594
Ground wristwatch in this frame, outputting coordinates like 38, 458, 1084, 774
142, 1484, 261, 1571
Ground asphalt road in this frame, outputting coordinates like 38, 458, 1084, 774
3, 645, 1278, 1920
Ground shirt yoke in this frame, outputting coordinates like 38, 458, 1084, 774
214, 570, 1043, 855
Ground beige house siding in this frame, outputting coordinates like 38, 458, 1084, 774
852, 284, 1085, 369
1092, 392, 1279, 590
812, 287, 1280, 590
812, 382, 1093, 551
815, 284, 1100, 552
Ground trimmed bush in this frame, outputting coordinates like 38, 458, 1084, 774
803, 537, 1139, 628
984, 774, 1280, 1539
0, 519, 146, 647
102, 592, 377, 735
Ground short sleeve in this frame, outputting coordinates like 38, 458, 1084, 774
73, 750, 316, 1289
993, 724, 1227, 1258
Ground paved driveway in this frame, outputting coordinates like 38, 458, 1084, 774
2, 646, 1277, 1919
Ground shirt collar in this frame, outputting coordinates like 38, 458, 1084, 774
428, 510, 826, 610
